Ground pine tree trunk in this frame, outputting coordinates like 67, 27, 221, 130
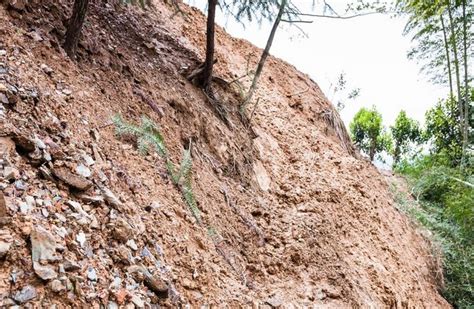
64, 0, 90, 59
461, 0, 470, 167
440, 14, 454, 99
244, 0, 287, 105
447, 1, 464, 133
195, 0, 217, 89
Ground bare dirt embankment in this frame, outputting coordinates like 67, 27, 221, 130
0, 0, 449, 307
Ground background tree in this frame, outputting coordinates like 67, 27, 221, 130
424, 90, 474, 166
64, 0, 90, 58
396, 0, 472, 167
390, 110, 421, 164
350, 106, 392, 161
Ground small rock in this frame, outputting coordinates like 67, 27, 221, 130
34, 137, 46, 150
31, 226, 59, 280
87, 266, 97, 281
77, 194, 104, 205
64, 259, 81, 272
54, 213, 67, 223
3, 166, 18, 181
76, 232, 86, 248
130, 294, 144, 308
126, 239, 138, 251
144, 275, 168, 299
49, 279, 65, 292
52, 167, 92, 191
116, 245, 132, 265
13, 285, 37, 304
31, 225, 59, 261
109, 276, 122, 290
14, 180, 27, 191
112, 218, 134, 243
18, 201, 31, 214
12, 135, 35, 153
26, 31, 43, 42
99, 186, 122, 207
266, 294, 283, 308
0, 241, 11, 258
82, 154, 95, 166
34, 263, 57, 280
0, 50, 6, 57
25, 195, 35, 208
40, 64, 53, 75
0, 191, 8, 217
0, 230, 12, 259
41, 208, 49, 218
0, 93, 8, 104
107, 302, 119, 309
62, 89, 72, 96
76, 164, 91, 178
43, 151, 52, 161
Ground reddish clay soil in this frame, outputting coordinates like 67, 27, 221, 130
0, 0, 449, 307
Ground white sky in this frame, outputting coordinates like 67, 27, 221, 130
186, 0, 448, 128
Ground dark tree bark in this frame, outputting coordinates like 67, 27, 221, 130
243, 0, 287, 105
63, 0, 90, 59
194, 0, 218, 89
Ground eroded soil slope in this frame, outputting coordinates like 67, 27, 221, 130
0, 0, 449, 307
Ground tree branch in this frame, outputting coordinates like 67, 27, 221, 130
297, 11, 382, 20
281, 19, 313, 23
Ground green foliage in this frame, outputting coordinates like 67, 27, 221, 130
394, 155, 474, 307
390, 110, 421, 164
424, 97, 463, 166
221, 0, 304, 25
350, 106, 392, 161
113, 115, 201, 223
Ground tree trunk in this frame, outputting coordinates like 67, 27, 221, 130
369, 138, 376, 161
440, 14, 454, 99
63, 0, 90, 59
195, 0, 217, 89
243, 0, 287, 105
394, 143, 400, 165
447, 1, 464, 130
461, 0, 470, 167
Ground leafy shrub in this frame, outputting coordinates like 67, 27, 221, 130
395, 154, 473, 307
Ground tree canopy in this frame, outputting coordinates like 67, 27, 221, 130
350, 106, 392, 161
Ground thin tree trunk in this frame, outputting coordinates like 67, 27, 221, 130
440, 14, 454, 99
394, 143, 400, 164
243, 0, 287, 105
64, 0, 90, 59
447, 1, 464, 130
195, 0, 217, 89
369, 138, 376, 161
447, 0, 465, 154
461, 0, 470, 167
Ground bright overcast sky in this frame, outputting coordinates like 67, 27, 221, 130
186, 0, 448, 128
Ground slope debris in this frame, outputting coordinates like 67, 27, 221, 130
0, 0, 449, 307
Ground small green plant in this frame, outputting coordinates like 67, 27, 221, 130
113, 115, 201, 223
